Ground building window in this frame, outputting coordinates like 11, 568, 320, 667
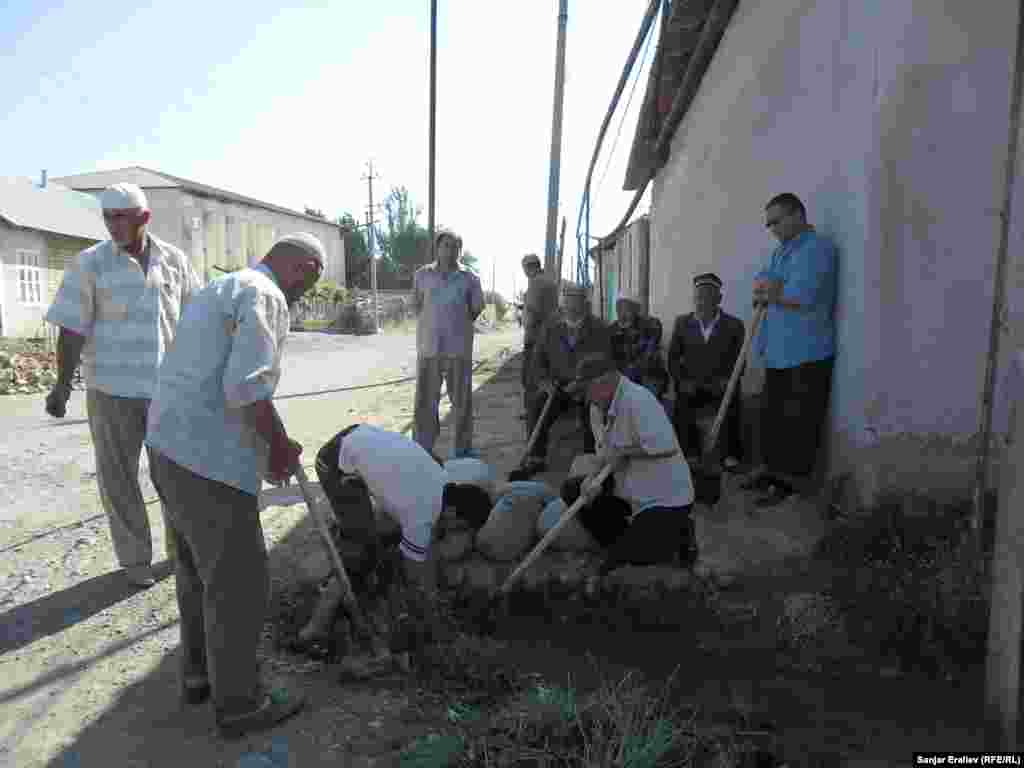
17, 250, 44, 305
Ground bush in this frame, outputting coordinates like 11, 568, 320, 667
483, 291, 508, 322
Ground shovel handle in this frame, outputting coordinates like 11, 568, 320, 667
518, 385, 559, 466
704, 305, 766, 457
294, 466, 372, 639
500, 462, 616, 594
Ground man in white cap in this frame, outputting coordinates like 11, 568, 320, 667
145, 232, 323, 738
610, 290, 668, 398
44, 183, 201, 588
519, 253, 559, 416
411, 228, 485, 458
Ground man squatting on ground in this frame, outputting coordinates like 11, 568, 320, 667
44, 183, 201, 588
144, 233, 324, 739
572, 354, 698, 571
411, 228, 485, 459
523, 283, 613, 474
307, 424, 492, 647
741, 193, 837, 508
519, 252, 559, 415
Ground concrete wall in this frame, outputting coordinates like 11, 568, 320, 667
646, 0, 1023, 503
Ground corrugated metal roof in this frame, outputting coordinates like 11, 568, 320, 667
53, 166, 342, 229
0, 176, 107, 241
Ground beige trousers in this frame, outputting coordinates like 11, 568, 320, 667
413, 356, 474, 458
86, 389, 173, 568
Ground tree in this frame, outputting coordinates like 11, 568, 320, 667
339, 212, 370, 288
460, 248, 480, 275
377, 186, 430, 288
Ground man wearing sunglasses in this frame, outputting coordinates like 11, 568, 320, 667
145, 233, 324, 738
744, 193, 837, 508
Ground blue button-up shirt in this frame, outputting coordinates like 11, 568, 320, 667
755, 230, 837, 369
145, 264, 290, 495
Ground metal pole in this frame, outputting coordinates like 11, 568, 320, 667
544, 0, 569, 273
428, 0, 438, 266
364, 161, 381, 333
972, 0, 1024, 540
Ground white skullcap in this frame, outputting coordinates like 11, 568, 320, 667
100, 183, 149, 211
270, 231, 326, 264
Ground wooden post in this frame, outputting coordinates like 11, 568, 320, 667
986, 350, 1024, 748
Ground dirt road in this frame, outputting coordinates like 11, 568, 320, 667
0, 326, 521, 768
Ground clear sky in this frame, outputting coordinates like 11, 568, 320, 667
2, 0, 655, 300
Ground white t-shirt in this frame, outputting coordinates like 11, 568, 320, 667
337, 425, 446, 561
590, 376, 695, 514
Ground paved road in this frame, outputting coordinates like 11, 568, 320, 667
0, 328, 518, 530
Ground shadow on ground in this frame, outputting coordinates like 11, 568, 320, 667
31, 351, 993, 767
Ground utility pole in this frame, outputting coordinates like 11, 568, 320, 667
491, 255, 497, 326
428, 0, 438, 266
363, 160, 381, 333
544, 0, 569, 276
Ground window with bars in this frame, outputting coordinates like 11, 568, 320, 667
17, 250, 44, 305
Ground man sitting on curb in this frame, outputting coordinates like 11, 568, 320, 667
610, 291, 668, 399
573, 354, 698, 571
303, 424, 492, 649
524, 283, 613, 474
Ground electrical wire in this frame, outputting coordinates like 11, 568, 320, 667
592, 15, 656, 208
0, 353, 504, 554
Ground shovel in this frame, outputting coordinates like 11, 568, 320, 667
293, 466, 376, 649
694, 305, 767, 504
499, 461, 616, 595
507, 384, 560, 481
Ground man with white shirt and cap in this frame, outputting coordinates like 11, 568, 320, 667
44, 183, 201, 588
145, 232, 323, 739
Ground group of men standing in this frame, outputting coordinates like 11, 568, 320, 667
518, 191, 837, 513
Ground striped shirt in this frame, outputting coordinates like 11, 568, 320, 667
336, 425, 446, 562
44, 234, 201, 399
145, 265, 290, 495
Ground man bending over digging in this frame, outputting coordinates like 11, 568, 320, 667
297, 424, 492, 654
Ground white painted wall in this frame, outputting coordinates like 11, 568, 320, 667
646, 0, 1023, 499
0, 225, 49, 337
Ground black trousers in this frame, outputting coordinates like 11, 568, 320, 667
314, 424, 373, 531
577, 497, 694, 568
760, 357, 834, 479
525, 389, 595, 459
673, 386, 744, 462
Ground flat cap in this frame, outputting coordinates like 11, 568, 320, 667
693, 272, 723, 290
574, 354, 617, 385
522, 253, 541, 266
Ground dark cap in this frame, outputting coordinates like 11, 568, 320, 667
435, 228, 461, 246
693, 272, 723, 290
574, 354, 618, 386
522, 253, 541, 266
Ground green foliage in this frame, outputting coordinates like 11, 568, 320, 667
400, 733, 465, 768
339, 213, 370, 288
532, 684, 577, 721
459, 249, 479, 275
378, 186, 430, 288
483, 291, 508, 322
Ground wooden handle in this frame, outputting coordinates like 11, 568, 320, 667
500, 462, 616, 594
704, 305, 767, 457
294, 466, 371, 637
519, 386, 558, 465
